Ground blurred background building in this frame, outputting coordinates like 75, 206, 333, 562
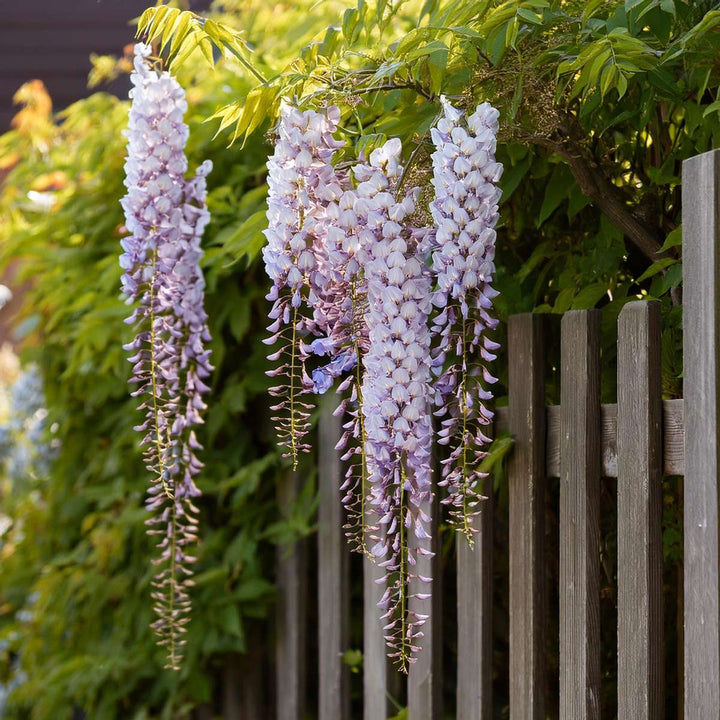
0, 0, 211, 345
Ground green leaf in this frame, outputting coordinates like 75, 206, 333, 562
222, 210, 269, 265
500, 153, 531, 199
217, 605, 244, 638
537, 165, 572, 226
517, 7, 542, 25
600, 63, 616, 99
509, 73, 523, 120
616, 70, 628, 98
571, 282, 608, 309
703, 100, 720, 118
553, 286, 576, 313
659, 227, 682, 252
478, 432, 514, 473
636, 257, 678, 282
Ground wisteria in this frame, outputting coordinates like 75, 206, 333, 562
262, 102, 345, 469
356, 140, 435, 666
120, 43, 213, 670
261, 97, 502, 669
429, 97, 503, 541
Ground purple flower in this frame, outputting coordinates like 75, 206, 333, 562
262, 102, 345, 467
260, 100, 504, 671
120, 43, 213, 671
309, 336, 337, 356
429, 96, 502, 541
355, 139, 435, 670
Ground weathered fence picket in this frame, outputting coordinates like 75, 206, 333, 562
268, 148, 720, 719
508, 313, 547, 720
363, 531, 389, 720
559, 309, 601, 720
617, 301, 664, 719
317, 393, 349, 720
408, 490, 443, 720
456, 471, 493, 720
275, 471, 307, 720
683, 148, 720, 719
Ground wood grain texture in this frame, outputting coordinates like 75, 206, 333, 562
275, 471, 307, 720
559, 310, 601, 720
318, 395, 350, 720
683, 148, 720, 719
456, 473, 494, 720
663, 399, 685, 476
364, 524, 388, 720
617, 301, 664, 720
508, 313, 547, 720
495, 400, 684, 477
408, 488, 443, 720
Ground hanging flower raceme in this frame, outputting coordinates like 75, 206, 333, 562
261, 99, 502, 670
120, 43, 213, 671
356, 139, 435, 669
429, 97, 503, 542
262, 102, 344, 468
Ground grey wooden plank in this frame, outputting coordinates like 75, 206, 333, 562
664, 399, 685, 476
682, 148, 720, 719
456, 471, 494, 720
275, 471, 307, 720
617, 300, 664, 719
508, 313, 547, 720
318, 394, 350, 720
364, 521, 389, 720
559, 310, 602, 720
408, 488, 443, 720
548, 404, 618, 479
496, 400, 684, 478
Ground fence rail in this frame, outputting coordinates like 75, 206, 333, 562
259, 148, 720, 719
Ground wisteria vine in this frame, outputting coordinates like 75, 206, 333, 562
263, 97, 502, 669
120, 43, 213, 670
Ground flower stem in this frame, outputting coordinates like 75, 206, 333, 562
398, 462, 410, 672
289, 305, 299, 469
149, 249, 174, 501
460, 314, 473, 545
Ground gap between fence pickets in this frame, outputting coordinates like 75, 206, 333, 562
494, 398, 685, 477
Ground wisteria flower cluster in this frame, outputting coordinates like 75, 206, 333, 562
263, 97, 502, 669
429, 98, 503, 536
120, 43, 213, 670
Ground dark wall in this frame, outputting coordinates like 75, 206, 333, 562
0, 0, 211, 129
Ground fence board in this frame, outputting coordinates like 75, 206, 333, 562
496, 400, 684, 477
318, 395, 350, 720
275, 471, 307, 720
683, 148, 720, 718
617, 301, 664, 719
508, 313, 547, 720
559, 310, 601, 720
364, 525, 388, 720
408, 490, 443, 720
456, 472, 493, 720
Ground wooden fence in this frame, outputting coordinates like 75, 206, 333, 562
266, 148, 720, 719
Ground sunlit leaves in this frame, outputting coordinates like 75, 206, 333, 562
136, 6, 265, 83
477, 0, 550, 64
